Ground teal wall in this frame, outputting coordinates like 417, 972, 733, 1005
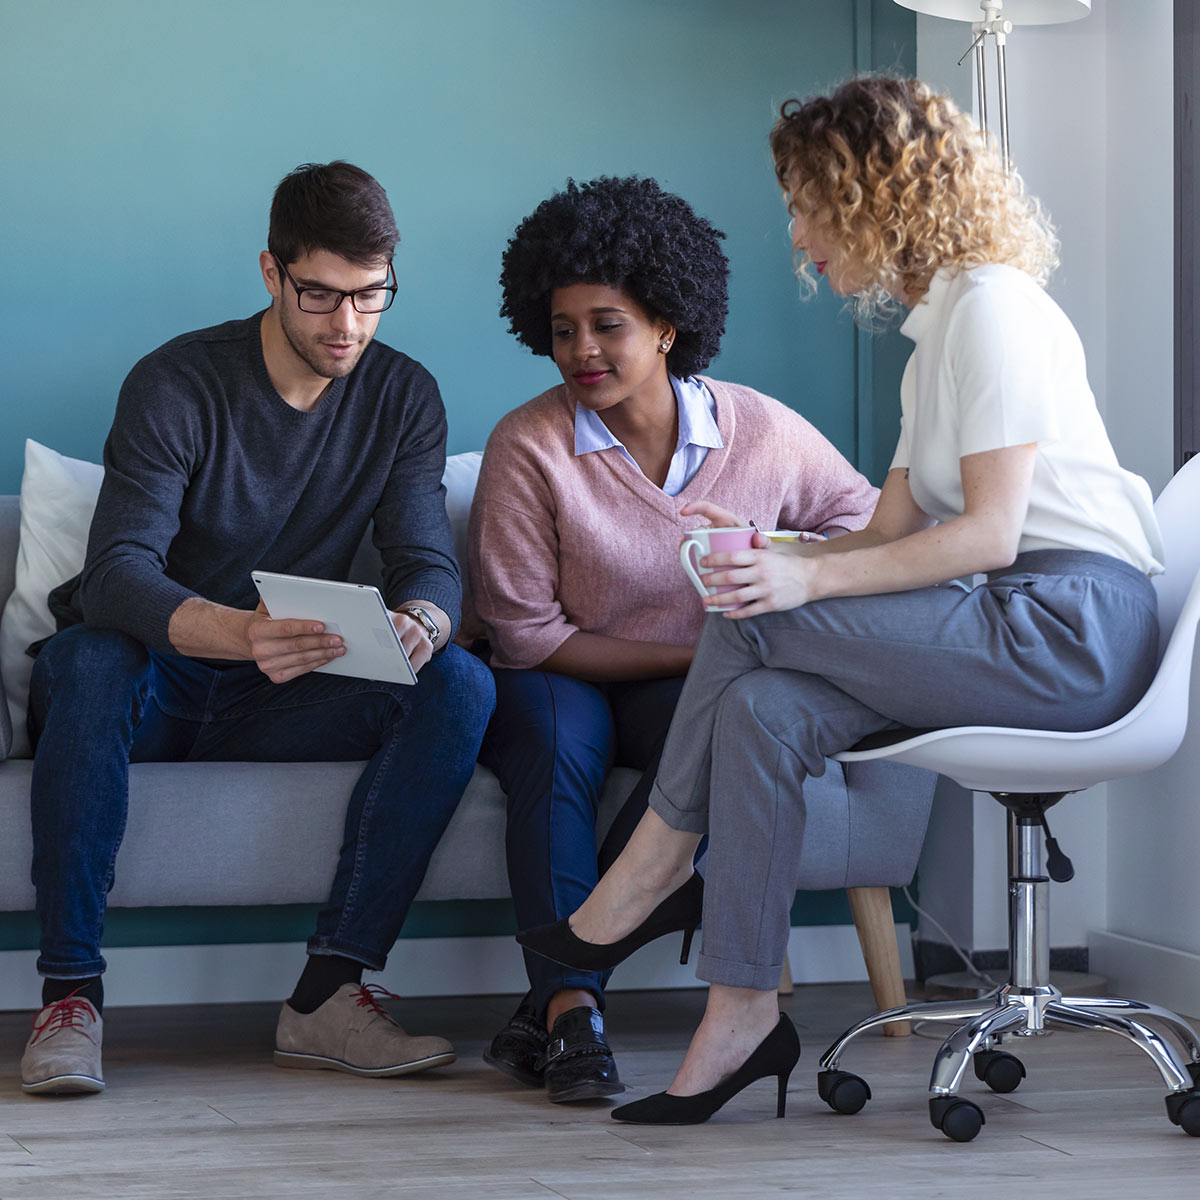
0, 0, 913, 491
0, 0, 915, 952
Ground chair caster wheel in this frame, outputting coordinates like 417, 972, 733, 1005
973, 1049, 1026, 1094
930, 1096, 985, 1142
817, 1069, 871, 1115
1165, 1089, 1200, 1136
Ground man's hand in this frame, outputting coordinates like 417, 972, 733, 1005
171, 595, 448, 684
391, 610, 435, 673
246, 599, 346, 683
390, 600, 449, 674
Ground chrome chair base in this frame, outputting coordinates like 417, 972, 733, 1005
819, 983, 1200, 1141
817, 807, 1200, 1141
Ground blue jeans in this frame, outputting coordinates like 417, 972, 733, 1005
27, 624, 495, 979
478, 669, 686, 1017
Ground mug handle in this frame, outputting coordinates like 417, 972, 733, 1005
679, 537, 709, 597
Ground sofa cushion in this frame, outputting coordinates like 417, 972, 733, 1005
0, 751, 934, 910
0, 761, 641, 909
443, 451, 483, 599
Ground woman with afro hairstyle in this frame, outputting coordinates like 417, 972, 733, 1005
519, 79, 1164, 1125
470, 175, 880, 1105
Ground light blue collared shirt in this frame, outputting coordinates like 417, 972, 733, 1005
573, 375, 723, 496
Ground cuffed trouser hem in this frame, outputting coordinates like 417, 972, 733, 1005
305, 937, 387, 973
648, 781, 709, 835
696, 949, 784, 992
37, 958, 107, 980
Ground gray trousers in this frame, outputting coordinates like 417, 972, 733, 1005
649, 550, 1159, 990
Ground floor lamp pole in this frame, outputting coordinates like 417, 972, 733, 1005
957, 2, 1014, 170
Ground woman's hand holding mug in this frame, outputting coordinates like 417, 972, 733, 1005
678, 500, 824, 617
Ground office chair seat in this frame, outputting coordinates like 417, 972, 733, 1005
819, 455, 1200, 1142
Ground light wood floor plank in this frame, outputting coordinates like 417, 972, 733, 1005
1, 984, 1197, 1199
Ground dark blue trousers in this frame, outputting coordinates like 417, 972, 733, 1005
478, 669, 686, 1018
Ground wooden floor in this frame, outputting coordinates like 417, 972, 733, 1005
0, 983, 1196, 1199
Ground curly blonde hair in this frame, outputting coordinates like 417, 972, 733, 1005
770, 76, 1058, 320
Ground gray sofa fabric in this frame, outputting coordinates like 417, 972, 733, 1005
0, 497, 934, 913
0, 757, 638, 910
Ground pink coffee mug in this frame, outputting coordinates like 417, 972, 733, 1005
679, 526, 755, 611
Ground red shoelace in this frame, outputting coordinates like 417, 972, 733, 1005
351, 983, 402, 1018
31, 991, 95, 1038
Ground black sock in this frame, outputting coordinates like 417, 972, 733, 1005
43, 975, 103, 1015
287, 955, 364, 1014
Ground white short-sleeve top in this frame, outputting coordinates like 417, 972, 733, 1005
891, 264, 1163, 574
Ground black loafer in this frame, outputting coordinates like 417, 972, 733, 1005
539, 1006, 625, 1104
483, 993, 547, 1087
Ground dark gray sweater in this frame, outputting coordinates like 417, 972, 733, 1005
49, 313, 461, 656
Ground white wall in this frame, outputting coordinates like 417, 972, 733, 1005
997, 0, 1192, 1008
1098, 0, 1200, 1020
916, 4, 1110, 955
1102, 0, 1175, 491
917, 1, 1199, 1012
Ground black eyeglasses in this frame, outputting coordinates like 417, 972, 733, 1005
274, 255, 397, 314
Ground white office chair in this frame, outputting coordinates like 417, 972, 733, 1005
818, 454, 1200, 1142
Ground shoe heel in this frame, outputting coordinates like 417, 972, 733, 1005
776, 1071, 789, 1118
679, 923, 697, 965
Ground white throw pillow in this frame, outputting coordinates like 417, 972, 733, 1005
0, 444, 485, 760
0, 441, 104, 759
442, 450, 483, 596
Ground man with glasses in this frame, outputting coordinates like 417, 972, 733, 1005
19, 161, 495, 1095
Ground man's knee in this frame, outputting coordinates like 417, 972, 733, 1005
30, 626, 151, 729
416, 645, 496, 742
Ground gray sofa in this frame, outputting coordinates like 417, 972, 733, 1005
0, 493, 934, 954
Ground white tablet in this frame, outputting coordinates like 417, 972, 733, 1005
251, 571, 418, 686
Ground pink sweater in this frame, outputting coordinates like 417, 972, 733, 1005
469, 378, 878, 670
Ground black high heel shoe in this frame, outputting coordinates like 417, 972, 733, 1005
516, 873, 703, 972
610, 1013, 800, 1125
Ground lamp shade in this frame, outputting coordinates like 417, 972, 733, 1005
893, 0, 1090, 24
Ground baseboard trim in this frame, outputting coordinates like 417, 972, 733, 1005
1089, 930, 1200, 1017
0, 923, 913, 1011
914, 939, 1089, 982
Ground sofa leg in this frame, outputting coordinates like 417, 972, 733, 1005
778, 955, 794, 996
847, 886, 910, 1037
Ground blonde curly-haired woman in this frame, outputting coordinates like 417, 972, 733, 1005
518, 75, 1165, 1125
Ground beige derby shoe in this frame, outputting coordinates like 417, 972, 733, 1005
274, 982, 455, 1077
21, 994, 105, 1095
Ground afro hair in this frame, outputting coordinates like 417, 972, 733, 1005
499, 176, 729, 378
